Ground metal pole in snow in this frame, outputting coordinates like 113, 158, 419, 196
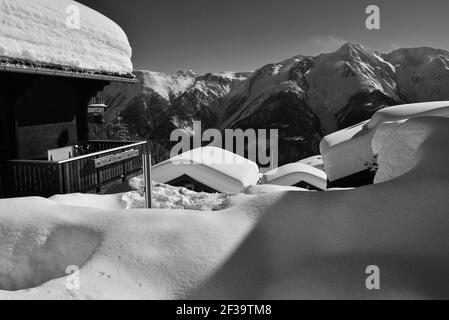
142, 153, 152, 209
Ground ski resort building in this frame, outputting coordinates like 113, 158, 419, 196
0, 0, 147, 198
321, 101, 449, 188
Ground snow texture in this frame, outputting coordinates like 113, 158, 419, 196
0, 0, 132, 75
122, 180, 228, 211
297, 155, 325, 171
321, 101, 449, 182
2, 116, 449, 299
193, 116, 449, 299
261, 163, 327, 190
50, 182, 229, 212
152, 146, 261, 194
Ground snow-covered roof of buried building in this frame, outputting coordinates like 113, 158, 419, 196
297, 155, 324, 171
151, 147, 261, 194
0, 0, 134, 81
320, 101, 449, 182
261, 163, 327, 190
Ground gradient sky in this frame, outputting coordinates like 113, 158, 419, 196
78, 0, 449, 74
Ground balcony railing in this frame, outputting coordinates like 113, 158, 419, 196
3, 140, 148, 198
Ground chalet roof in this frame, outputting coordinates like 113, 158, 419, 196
0, 57, 136, 83
0, 0, 134, 82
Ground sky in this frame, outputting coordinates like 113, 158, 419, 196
77, 0, 449, 74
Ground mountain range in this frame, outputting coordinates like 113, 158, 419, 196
95, 42, 449, 165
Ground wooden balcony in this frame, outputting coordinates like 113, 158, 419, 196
1, 140, 148, 198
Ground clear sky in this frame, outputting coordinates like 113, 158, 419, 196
77, 0, 449, 74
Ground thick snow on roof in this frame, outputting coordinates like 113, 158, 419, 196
262, 163, 327, 190
152, 147, 261, 193
367, 101, 449, 129
372, 117, 437, 184
2, 117, 449, 299
320, 101, 449, 182
0, 0, 133, 75
297, 155, 325, 171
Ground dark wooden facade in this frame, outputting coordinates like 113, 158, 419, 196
0, 71, 108, 160
0, 68, 139, 198
166, 174, 219, 193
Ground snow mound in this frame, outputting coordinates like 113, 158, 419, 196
193, 116, 449, 299
2, 117, 449, 299
0, 193, 267, 299
0, 198, 102, 291
321, 101, 449, 182
0, 0, 132, 75
372, 117, 442, 184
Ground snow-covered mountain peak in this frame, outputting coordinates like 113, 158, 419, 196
301, 43, 399, 132
385, 47, 449, 67
176, 69, 197, 77
100, 42, 449, 166
384, 47, 449, 102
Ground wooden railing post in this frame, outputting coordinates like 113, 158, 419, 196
57, 163, 65, 194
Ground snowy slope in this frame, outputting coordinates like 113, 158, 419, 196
0, 194, 265, 299
0, 0, 132, 75
2, 116, 449, 299
193, 116, 449, 299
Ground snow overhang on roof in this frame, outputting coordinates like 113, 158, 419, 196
0, 0, 135, 82
320, 101, 449, 182
151, 147, 261, 194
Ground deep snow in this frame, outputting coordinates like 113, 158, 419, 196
0, 0, 132, 74
1, 116, 449, 299
321, 101, 449, 182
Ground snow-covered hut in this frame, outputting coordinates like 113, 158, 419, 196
152, 146, 261, 193
297, 155, 324, 171
261, 163, 327, 191
320, 101, 449, 188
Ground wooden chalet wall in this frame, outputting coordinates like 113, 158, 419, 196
0, 71, 109, 197
0, 72, 109, 160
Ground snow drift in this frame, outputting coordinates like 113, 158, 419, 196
0, 193, 269, 299
1, 117, 449, 299
0, 0, 133, 75
193, 116, 449, 299
321, 101, 449, 182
